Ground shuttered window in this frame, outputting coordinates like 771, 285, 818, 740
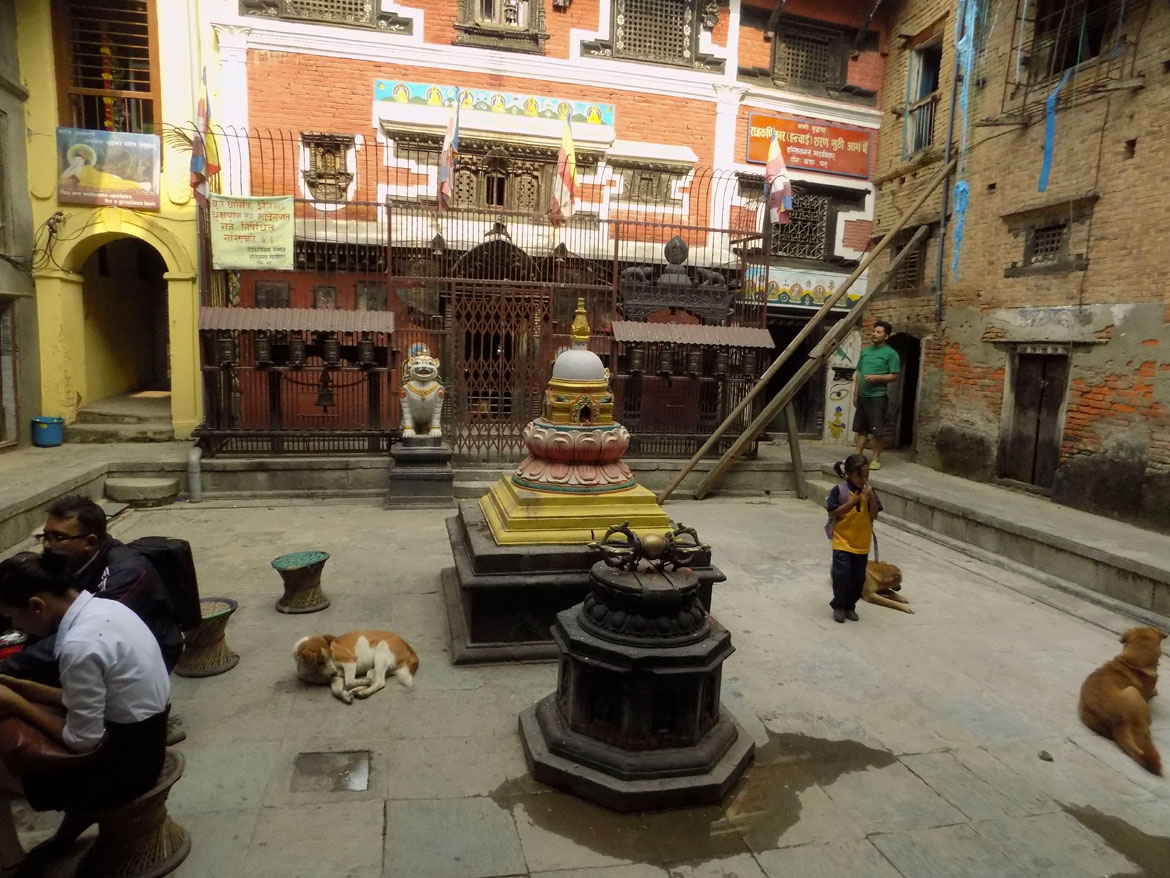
55, 0, 160, 133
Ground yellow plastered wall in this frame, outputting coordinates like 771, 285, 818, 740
16, 0, 202, 437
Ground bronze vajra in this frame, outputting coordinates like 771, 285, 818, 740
589, 521, 709, 573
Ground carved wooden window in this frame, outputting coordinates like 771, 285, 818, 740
255, 281, 291, 308
455, 0, 548, 53
1028, 0, 1122, 81
772, 20, 848, 92
54, 0, 161, 133
616, 169, 683, 204
355, 281, 388, 311
771, 191, 830, 261
614, 0, 694, 66
313, 285, 339, 310
238, 0, 413, 33
450, 151, 548, 213
302, 133, 354, 202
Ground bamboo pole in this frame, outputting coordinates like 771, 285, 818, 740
692, 224, 930, 500
655, 158, 956, 505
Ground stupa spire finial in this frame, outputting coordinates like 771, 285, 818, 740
570, 298, 590, 348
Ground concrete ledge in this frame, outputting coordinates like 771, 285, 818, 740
828, 466, 1170, 617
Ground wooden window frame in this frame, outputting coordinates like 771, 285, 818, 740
52, 0, 163, 133
454, 0, 548, 53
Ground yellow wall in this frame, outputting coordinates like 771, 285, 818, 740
15, 0, 203, 437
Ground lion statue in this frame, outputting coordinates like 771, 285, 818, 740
399, 344, 444, 438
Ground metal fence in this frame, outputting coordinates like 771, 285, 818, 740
187, 126, 770, 458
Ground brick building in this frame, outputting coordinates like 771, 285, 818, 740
195, 0, 887, 454
873, 0, 1170, 530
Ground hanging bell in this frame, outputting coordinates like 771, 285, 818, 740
627, 343, 645, 374
254, 332, 273, 366
216, 333, 236, 368
287, 333, 306, 367
657, 345, 674, 376
686, 347, 704, 376
321, 333, 341, 366
314, 370, 336, 409
357, 336, 376, 367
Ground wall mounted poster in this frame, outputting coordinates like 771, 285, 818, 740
56, 127, 161, 210
209, 195, 295, 270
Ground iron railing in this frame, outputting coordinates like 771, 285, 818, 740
188, 126, 771, 458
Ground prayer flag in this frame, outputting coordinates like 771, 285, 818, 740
548, 118, 577, 228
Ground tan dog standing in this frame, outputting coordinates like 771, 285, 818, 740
294, 630, 419, 704
1078, 626, 1165, 775
863, 561, 914, 614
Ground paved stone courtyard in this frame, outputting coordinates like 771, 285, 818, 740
11, 496, 1170, 877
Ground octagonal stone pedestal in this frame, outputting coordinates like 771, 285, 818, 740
519, 563, 754, 812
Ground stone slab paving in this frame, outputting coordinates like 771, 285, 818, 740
3, 495, 1168, 878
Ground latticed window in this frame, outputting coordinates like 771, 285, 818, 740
1027, 223, 1068, 266
773, 21, 847, 91
617, 169, 682, 204
613, 0, 695, 66
56, 0, 159, 133
771, 191, 830, 261
449, 154, 548, 213
302, 134, 354, 201
240, 0, 413, 32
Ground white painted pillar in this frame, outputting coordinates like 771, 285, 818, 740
710, 84, 749, 245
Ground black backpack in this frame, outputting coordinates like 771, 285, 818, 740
127, 537, 202, 631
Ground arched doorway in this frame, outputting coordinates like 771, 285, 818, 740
80, 238, 169, 402
887, 333, 921, 450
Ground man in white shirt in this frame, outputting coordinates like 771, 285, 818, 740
0, 552, 170, 870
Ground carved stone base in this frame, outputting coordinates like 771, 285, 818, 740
519, 698, 754, 812
388, 438, 454, 508
441, 502, 723, 665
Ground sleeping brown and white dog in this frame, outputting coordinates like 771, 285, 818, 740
294, 630, 419, 704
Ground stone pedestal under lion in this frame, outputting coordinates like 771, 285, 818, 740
388, 345, 453, 508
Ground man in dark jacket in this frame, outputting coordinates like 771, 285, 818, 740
0, 497, 185, 737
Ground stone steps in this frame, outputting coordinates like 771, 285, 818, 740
67, 423, 174, 444
104, 477, 180, 508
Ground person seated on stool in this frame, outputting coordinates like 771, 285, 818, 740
0, 552, 170, 871
0, 496, 184, 743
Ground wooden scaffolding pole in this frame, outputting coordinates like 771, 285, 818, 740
692, 223, 930, 500
656, 158, 956, 505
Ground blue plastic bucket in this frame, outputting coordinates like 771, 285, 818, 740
31, 416, 65, 448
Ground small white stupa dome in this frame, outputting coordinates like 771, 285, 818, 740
551, 298, 606, 381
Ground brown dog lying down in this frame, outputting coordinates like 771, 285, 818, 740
294, 630, 419, 704
1078, 626, 1166, 775
863, 561, 914, 614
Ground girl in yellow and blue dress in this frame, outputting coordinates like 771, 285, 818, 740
825, 453, 881, 623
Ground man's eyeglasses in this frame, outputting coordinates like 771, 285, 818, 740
34, 532, 92, 544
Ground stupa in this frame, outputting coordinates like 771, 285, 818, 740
442, 300, 724, 664
479, 299, 672, 544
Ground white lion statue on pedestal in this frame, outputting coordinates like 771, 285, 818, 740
400, 344, 444, 438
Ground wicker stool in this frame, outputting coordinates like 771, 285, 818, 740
175, 597, 240, 678
78, 749, 191, 878
272, 551, 331, 614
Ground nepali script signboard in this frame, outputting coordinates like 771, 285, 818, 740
209, 195, 295, 270
746, 113, 872, 178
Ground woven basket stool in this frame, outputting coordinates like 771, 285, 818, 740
77, 749, 191, 878
271, 551, 331, 614
175, 597, 240, 678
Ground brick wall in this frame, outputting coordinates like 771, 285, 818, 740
873, 0, 1170, 529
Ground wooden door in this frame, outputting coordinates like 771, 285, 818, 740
999, 354, 1069, 488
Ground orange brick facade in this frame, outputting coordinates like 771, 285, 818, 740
872, 0, 1170, 530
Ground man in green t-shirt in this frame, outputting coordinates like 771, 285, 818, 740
852, 320, 900, 470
